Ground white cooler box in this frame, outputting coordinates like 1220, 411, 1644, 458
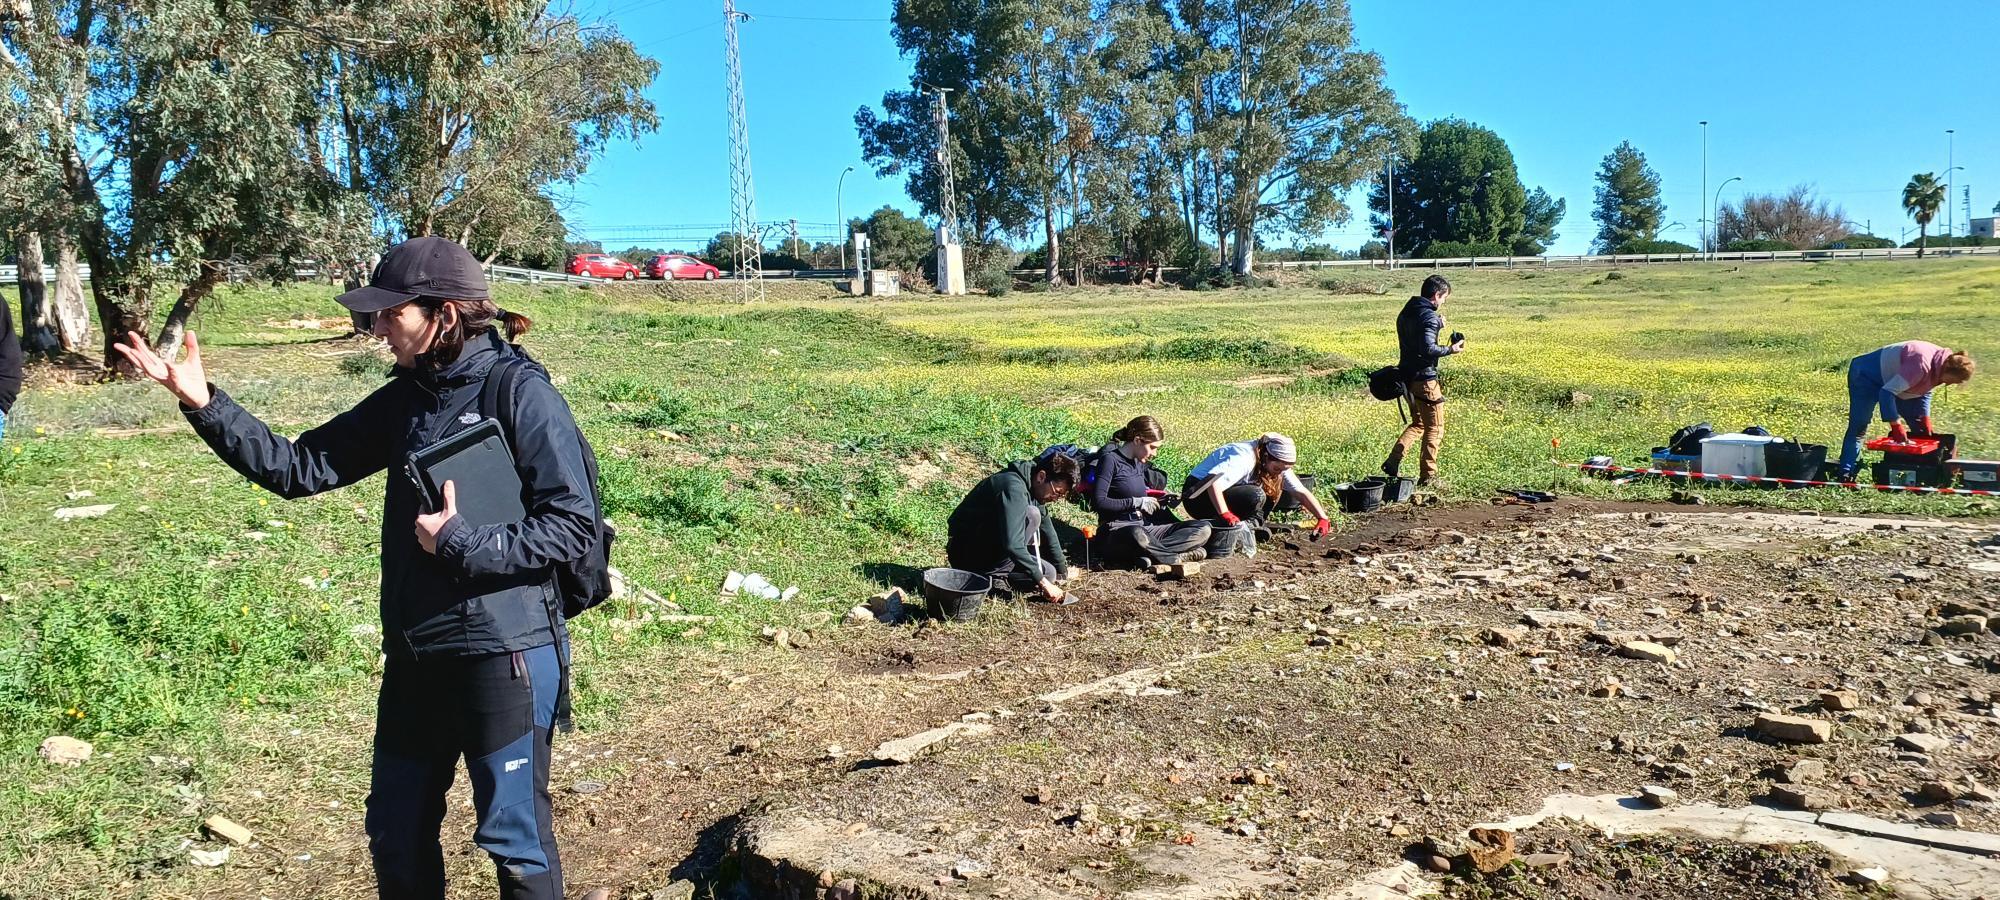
1699, 433, 1781, 480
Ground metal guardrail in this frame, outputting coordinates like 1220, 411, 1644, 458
0, 262, 607, 286
0, 264, 92, 284
485, 263, 608, 285
1013, 244, 2000, 276
1260, 244, 2000, 270
10, 246, 1996, 286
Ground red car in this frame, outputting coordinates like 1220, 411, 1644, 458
647, 254, 722, 280
569, 253, 641, 280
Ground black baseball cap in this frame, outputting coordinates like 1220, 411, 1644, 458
335, 236, 491, 313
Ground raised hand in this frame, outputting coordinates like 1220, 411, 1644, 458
113, 330, 212, 409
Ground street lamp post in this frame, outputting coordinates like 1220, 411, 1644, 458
837, 165, 855, 271
1712, 176, 1742, 255
1385, 153, 1396, 271
1699, 121, 1709, 256
1940, 165, 1966, 254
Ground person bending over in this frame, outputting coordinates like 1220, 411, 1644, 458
1184, 433, 1330, 538
946, 452, 1080, 603
1835, 341, 1973, 479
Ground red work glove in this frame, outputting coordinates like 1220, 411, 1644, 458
1887, 421, 1910, 443
1219, 511, 1241, 527
1913, 416, 1936, 438
1314, 518, 1331, 537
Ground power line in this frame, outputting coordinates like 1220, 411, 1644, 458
634, 20, 722, 52
596, 0, 683, 20
735, 11, 890, 22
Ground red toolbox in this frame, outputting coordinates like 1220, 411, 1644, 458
1863, 435, 1945, 459
1871, 433, 1956, 487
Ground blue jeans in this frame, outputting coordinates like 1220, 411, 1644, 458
1839, 358, 1930, 473
0, 407, 7, 444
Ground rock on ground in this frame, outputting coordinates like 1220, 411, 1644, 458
37, 735, 92, 766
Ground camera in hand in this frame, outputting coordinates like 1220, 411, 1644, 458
1450, 331, 1465, 345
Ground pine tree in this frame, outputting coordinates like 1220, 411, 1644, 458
1591, 141, 1665, 252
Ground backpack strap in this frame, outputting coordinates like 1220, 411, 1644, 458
480, 355, 528, 433
480, 352, 570, 710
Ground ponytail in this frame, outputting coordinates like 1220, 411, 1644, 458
498, 309, 534, 342
1112, 414, 1164, 445
1254, 443, 1284, 502
413, 298, 535, 369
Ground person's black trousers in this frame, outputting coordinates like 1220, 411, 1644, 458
1102, 520, 1212, 566
366, 642, 565, 900
1181, 476, 1269, 525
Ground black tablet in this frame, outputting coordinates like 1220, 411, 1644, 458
405, 418, 527, 525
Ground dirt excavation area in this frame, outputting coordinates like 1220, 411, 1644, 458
217, 500, 2000, 899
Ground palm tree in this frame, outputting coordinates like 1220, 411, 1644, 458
1903, 172, 1945, 258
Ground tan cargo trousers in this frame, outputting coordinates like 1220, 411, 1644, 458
1384, 378, 1444, 482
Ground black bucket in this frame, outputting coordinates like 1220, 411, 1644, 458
1274, 474, 1319, 511
922, 568, 991, 621
1331, 480, 1385, 513
1204, 521, 1256, 559
1363, 475, 1416, 503
1764, 441, 1827, 488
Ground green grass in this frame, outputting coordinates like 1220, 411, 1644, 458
2, 258, 1998, 892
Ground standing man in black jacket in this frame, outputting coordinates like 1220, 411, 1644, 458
1382, 275, 1464, 486
115, 237, 590, 900
0, 299, 21, 443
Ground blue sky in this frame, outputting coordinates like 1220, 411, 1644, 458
566, 1, 1998, 255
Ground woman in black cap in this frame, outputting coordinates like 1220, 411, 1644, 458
116, 236, 590, 900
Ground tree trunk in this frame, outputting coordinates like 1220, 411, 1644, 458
50, 233, 89, 352
1918, 224, 1927, 258
93, 279, 150, 375
14, 232, 59, 354
1180, 158, 1199, 273
151, 263, 225, 359
1069, 163, 1084, 287
1042, 194, 1061, 286
1213, 177, 1230, 279
345, 264, 372, 335
1233, 222, 1254, 276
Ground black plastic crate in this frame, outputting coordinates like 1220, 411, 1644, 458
1872, 460, 1952, 488
1952, 460, 2000, 491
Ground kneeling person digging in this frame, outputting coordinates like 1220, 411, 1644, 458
946, 453, 1082, 604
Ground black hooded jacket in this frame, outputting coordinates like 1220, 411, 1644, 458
0, 300, 22, 414
185, 329, 593, 660
1396, 294, 1457, 382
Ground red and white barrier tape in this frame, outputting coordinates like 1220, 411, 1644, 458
1561, 461, 1999, 497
